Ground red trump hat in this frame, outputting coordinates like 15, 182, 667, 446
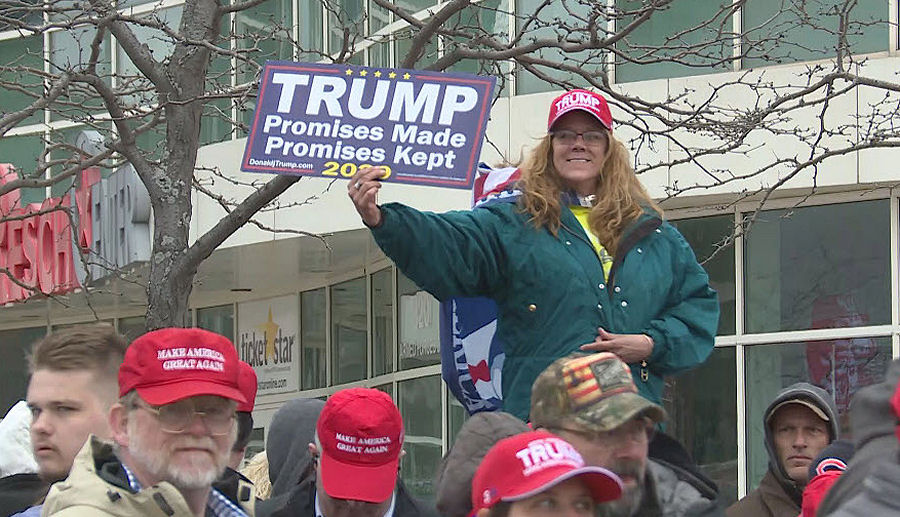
471, 430, 622, 514
118, 327, 246, 406
237, 361, 258, 413
547, 89, 613, 132
316, 388, 404, 503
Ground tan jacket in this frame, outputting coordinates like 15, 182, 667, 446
42, 437, 254, 516
726, 470, 800, 517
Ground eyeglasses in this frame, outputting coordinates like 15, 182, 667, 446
132, 399, 236, 436
549, 129, 607, 146
549, 417, 655, 446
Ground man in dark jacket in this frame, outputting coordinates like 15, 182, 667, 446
266, 387, 437, 517
530, 352, 724, 517
727, 382, 838, 517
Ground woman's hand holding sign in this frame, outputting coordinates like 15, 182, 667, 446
348, 166, 386, 227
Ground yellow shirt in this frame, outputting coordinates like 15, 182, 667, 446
570, 205, 613, 281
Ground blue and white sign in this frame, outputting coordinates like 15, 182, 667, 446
241, 61, 496, 189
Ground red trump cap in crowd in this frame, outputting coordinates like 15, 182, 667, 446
237, 361, 258, 413
892, 380, 900, 443
471, 430, 623, 514
316, 387, 404, 503
547, 89, 613, 132
118, 327, 246, 406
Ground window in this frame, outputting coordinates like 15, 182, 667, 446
48, 126, 85, 198
0, 134, 46, 204
197, 304, 235, 341
301, 288, 327, 389
663, 346, 738, 504
399, 375, 442, 498
367, 0, 392, 68
0, 326, 46, 415
331, 278, 367, 384
444, 0, 510, 95
0, 0, 42, 30
115, 6, 181, 107
201, 15, 233, 146
298, 1, 325, 62
0, 34, 44, 126
398, 273, 440, 370
373, 382, 394, 399
744, 339, 892, 488
236, 0, 295, 130
117, 316, 146, 342
514, 0, 604, 95
672, 214, 736, 335
744, 200, 890, 333
394, 27, 439, 69
48, 27, 110, 121
245, 427, 265, 463
372, 268, 394, 376
329, 0, 366, 64
615, 0, 733, 83
448, 393, 467, 448
742, 0, 887, 68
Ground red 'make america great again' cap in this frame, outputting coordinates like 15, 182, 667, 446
471, 430, 623, 514
547, 89, 614, 132
118, 327, 246, 406
236, 361, 258, 413
317, 387, 404, 503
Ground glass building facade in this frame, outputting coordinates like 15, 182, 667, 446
1, 193, 898, 502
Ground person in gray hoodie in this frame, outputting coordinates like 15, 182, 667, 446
727, 382, 838, 517
254, 397, 326, 517
816, 358, 900, 516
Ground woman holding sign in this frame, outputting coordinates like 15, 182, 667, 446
348, 89, 718, 421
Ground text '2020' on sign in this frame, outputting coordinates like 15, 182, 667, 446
241, 61, 496, 189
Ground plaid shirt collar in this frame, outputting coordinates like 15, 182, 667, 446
121, 464, 248, 517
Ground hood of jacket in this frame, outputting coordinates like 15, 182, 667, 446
266, 398, 325, 497
764, 382, 839, 503
0, 401, 39, 476
434, 411, 530, 517
815, 359, 900, 517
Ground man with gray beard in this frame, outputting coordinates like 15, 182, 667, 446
42, 328, 254, 516
530, 352, 724, 517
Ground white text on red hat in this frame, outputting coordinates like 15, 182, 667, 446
334, 432, 393, 454
157, 347, 226, 373
515, 437, 584, 476
555, 91, 601, 112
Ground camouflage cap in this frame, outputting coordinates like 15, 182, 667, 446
530, 352, 666, 432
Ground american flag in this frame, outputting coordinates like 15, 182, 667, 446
439, 164, 520, 414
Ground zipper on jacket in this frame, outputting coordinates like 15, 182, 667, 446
566, 214, 661, 382
606, 216, 662, 290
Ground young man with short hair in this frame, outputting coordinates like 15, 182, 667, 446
13, 324, 128, 516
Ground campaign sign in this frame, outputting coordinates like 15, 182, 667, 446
241, 61, 496, 189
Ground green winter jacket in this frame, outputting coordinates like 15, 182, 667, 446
371, 200, 719, 421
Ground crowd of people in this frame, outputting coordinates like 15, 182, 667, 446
0, 323, 896, 517
1, 88, 898, 517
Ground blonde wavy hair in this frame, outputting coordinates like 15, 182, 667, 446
517, 130, 661, 256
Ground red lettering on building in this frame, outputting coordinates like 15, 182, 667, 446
0, 164, 97, 303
